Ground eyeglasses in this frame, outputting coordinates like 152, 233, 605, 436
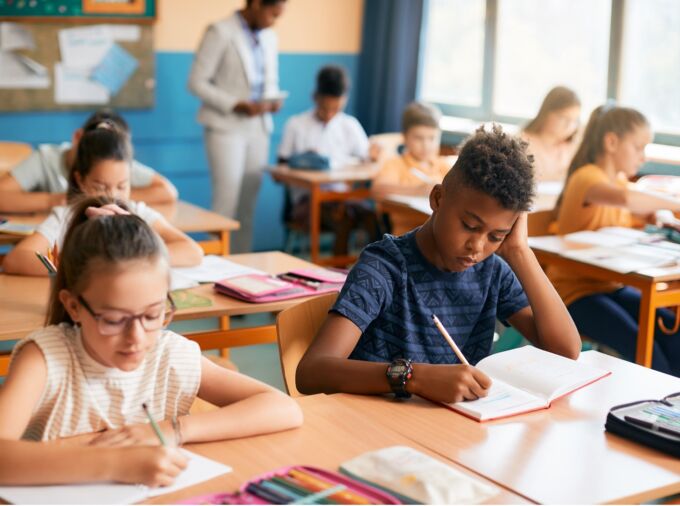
77, 294, 176, 336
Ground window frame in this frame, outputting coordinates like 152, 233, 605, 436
417, 0, 680, 146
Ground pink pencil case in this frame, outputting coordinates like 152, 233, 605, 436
214, 274, 341, 303
287, 268, 348, 284
176, 465, 402, 505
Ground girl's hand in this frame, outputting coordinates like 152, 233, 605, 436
85, 204, 130, 219
111, 446, 188, 488
498, 212, 530, 259
89, 422, 172, 447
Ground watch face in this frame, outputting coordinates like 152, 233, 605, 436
391, 364, 407, 374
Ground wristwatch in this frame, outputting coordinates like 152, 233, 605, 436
386, 358, 413, 399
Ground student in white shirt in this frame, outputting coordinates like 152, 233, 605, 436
0, 110, 178, 213
278, 65, 381, 255
3, 122, 202, 277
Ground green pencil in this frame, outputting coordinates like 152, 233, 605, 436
142, 402, 167, 446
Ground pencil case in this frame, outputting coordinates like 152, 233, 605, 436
605, 392, 680, 458
176, 465, 403, 504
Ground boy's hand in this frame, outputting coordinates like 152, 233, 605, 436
410, 363, 492, 403
368, 142, 382, 162
111, 446, 188, 488
233, 101, 266, 116
497, 212, 530, 259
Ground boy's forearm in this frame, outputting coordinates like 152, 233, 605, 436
296, 356, 392, 395
504, 246, 581, 358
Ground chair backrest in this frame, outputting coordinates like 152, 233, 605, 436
528, 209, 555, 237
0, 142, 32, 173
275, 292, 338, 397
369, 132, 404, 161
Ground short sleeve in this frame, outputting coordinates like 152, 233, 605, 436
132, 201, 161, 225
568, 165, 609, 208
129, 160, 155, 188
277, 117, 299, 159
35, 208, 66, 247
495, 256, 529, 324
348, 117, 369, 159
10, 151, 44, 191
331, 242, 397, 332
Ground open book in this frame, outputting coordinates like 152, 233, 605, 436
445, 346, 610, 422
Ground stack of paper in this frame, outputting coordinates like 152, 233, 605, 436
171, 255, 265, 291
0, 23, 49, 89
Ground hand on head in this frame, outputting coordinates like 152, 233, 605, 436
85, 204, 130, 219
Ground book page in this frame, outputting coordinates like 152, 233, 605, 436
563, 244, 678, 273
447, 379, 546, 421
476, 346, 608, 402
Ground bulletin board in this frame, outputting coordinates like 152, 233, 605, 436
0, 22, 155, 111
0, 0, 156, 22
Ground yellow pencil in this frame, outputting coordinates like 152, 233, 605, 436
431, 314, 469, 365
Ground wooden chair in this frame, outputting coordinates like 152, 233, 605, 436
275, 292, 338, 397
0, 141, 32, 173
528, 209, 555, 237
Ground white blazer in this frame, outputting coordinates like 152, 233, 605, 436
188, 13, 279, 133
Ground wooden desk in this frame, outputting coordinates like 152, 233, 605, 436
0, 201, 239, 256
0, 252, 325, 374
530, 235, 680, 367
270, 163, 379, 267
378, 185, 560, 237
148, 394, 531, 504
334, 352, 680, 504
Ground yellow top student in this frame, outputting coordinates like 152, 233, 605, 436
0, 196, 303, 487
3, 122, 203, 276
297, 126, 580, 402
549, 104, 680, 375
373, 102, 451, 197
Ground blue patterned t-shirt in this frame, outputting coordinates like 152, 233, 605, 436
332, 229, 530, 365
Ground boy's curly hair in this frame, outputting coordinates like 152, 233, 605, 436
445, 124, 535, 211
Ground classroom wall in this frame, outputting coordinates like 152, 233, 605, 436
0, 0, 364, 251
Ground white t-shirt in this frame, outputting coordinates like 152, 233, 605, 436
278, 110, 369, 167
36, 201, 161, 248
11, 143, 156, 193
13, 323, 201, 441
278, 110, 370, 200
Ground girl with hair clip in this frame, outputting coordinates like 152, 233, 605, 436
0, 196, 303, 487
549, 104, 680, 375
521, 86, 581, 182
3, 122, 203, 276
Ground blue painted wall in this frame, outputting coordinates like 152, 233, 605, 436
0, 51, 360, 251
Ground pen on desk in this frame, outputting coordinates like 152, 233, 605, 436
409, 167, 437, 185
35, 251, 57, 274
278, 274, 320, 290
142, 402, 167, 446
431, 314, 469, 365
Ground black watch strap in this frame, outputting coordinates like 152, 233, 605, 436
386, 358, 413, 399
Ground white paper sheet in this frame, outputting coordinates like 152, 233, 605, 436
0, 22, 35, 51
54, 63, 109, 105
172, 255, 264, 283
58, 25, 112, 70
0, 450, 231, 505
0, 51, 49, 89
104, 24, 141, 42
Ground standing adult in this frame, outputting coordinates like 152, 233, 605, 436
189, 0, 287, 252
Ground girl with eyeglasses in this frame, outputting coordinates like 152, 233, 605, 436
3, 122, 203, 276
0, 196, 303, 487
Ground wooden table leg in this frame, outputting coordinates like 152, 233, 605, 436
219, 230, 230, 256
219, 315, 230, 359
310, 185, 321, 264
636, 284, 656, 367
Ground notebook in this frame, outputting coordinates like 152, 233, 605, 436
562, 243, 679, 273
444, 346, 610, 422
0, 221, 35, 236
0, 449, 231, 505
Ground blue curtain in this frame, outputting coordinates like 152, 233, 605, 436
356, 0, 425, 135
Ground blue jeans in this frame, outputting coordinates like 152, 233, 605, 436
569, 286, 680, 376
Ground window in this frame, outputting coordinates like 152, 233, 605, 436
418, 0, 680, 142
619, 0, 680, 137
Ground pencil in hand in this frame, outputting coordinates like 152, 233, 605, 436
142, 402, 167, 446
431, 314, 469, 365
35, 251, 57, 274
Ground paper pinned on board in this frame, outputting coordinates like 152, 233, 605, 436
0, 22, 36, 51
104, 24, 141, 42
0, 51, 49, 89
58, 25, 113, 71
91, 43, 139, 95
54, 62, 109, 104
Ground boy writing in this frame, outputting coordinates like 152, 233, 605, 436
373, 101, 451, 197
0, 110, 177, 213
278, 65, 380, 255
296, 125, 581, 402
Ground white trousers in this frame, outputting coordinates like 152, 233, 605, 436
204, 123, 270, 253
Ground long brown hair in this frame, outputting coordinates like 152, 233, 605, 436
553, 104, 649, 216
67, 122, 132, 202
524, 86, 581, 135
46, 195, 166, 326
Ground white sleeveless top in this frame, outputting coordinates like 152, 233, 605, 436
12, 323, 202, 441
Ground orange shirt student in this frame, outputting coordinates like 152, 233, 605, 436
373, 102, 451, 198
